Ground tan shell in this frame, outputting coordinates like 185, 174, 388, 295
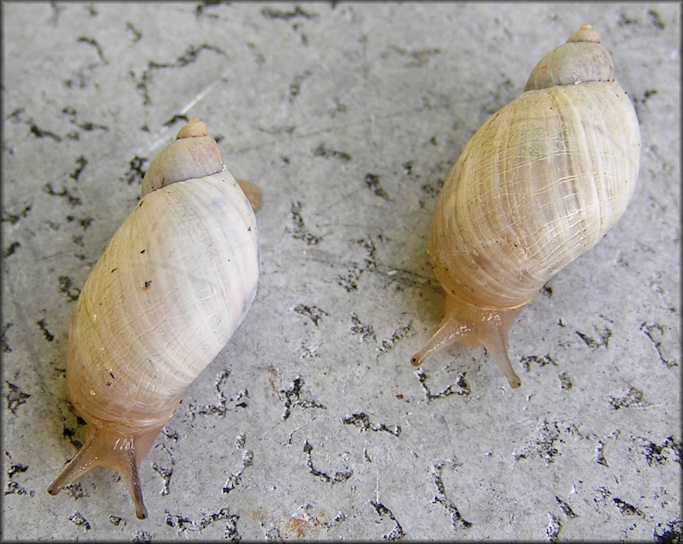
48, 119, 260, 519
411, 25, 640, 388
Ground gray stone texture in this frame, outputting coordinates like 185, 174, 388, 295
2, 2, 680, 541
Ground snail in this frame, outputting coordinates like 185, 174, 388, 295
410, 25, 640, 388
48, 118, 261, 519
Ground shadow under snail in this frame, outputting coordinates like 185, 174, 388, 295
48, 118, 261, 519
410, 24, 641, 388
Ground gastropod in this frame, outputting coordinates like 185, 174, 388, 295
411, 25, 640, 388
48, 118, 261, 519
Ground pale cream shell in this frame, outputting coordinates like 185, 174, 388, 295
430, 80, 640, 311
66, 170, 259, 429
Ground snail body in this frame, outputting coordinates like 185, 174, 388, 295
411, 25, 640, 388
48, 119, 260, 519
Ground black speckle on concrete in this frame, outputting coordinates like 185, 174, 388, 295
431, 461, 473, 531
293, 304, 329, 326
653, 519, 682, 543
364, 173, 390, 200
3, 242, 21, 258
77, 36, 107, 63
36, 319, 55, 342
576, 327, 612, 350
608, 385, 643, 410
350, 312, 376, 342
130, 44, 226, 105
312, 143, 351, 162
302, 441, 352, 484
376, 321, 412, 357
519, 353, 557, 372
278, 376, 326, 420
43, 183, 81, 207
648, 9, 666, 29
152, 462, 174, 496
639, 436, 681, 467
416, 368, 470, 402
58, 276, 81, 302
123, 156, 147, 185
2, 205, 32, 225
261, 6, 318, 21
546, 512, 562, 542
612, 497, 646, 518
5, 381, 31, 414
369, 499, 405, 540
555, 496, 578, 518
288, 201, 322, 245
68, 511, 91, 531
558, 372, 572, 390
125, 21, 142, 42
1, 323, 13, 353
342, 412, 401, 437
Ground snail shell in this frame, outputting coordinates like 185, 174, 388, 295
48, 119, 260, 519
410, 25, 640, 388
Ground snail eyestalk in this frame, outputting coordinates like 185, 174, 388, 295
48, 418, 162, 520
410, 293, 523, 389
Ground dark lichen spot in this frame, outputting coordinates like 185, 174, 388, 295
612, 497, 645, 517
36, 319, 55, 342
364, 173, 390, 200
29, 123, 62, 141
608, 385, 643, 410
654, 520, 682, 543
69, 156, 88, 181
350, 312, 376, 341
293, 304, 329, 326
144, 280, 152, 289
576, 327, 611, 350
123, 156, 147, 185
302, 441, 352, 484
288, 201, 321, 245
558, 372, 572, 390
125, 21, 142, 43
520, 353, 557, 372
68, 511, 91, 530
648, 9, 666, 29
430, 462, 473, 531
43, 183, 81, 207
342, 412, 401, 437
58, 276, 81, 302
1, 205, 32, 225
261, 5, 318, 20
278, 376, 326, 420
641, 436, 682, 467
555, 496, 578, 518
415, 368, 470, 402
312, 143, 351, 162
5, 381, 31, 414
163, 114, 189, 127
3, 242, 20, 258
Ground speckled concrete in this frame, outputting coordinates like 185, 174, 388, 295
2, 2, 680, 541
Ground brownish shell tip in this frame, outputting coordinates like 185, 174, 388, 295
176, 118, 209, 140
567, 24, 601, 44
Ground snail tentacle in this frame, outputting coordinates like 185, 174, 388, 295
48, 418, 159, 519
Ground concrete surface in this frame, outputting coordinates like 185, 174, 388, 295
2, 2, 680, 541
